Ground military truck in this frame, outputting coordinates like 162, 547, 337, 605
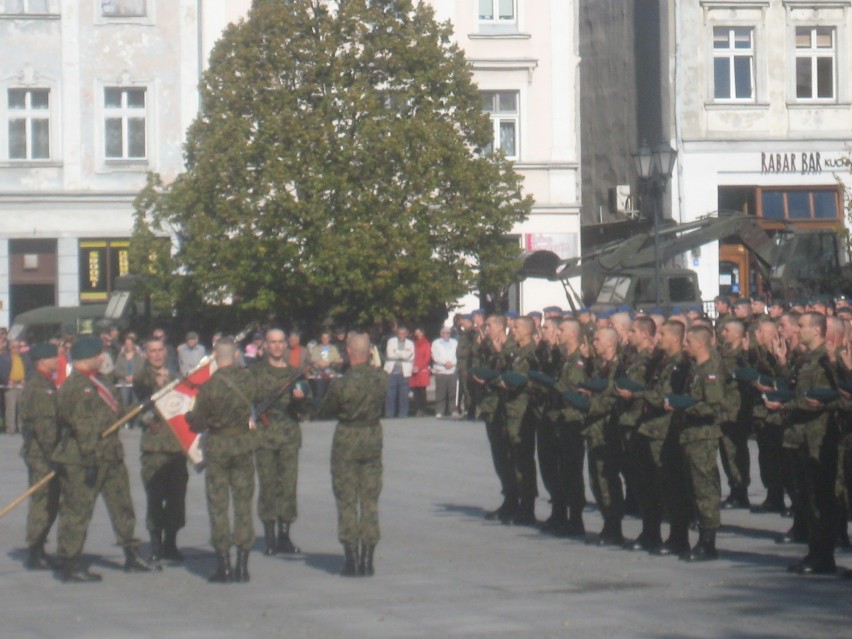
520, 211, 847, 313
8, 276, 148, 343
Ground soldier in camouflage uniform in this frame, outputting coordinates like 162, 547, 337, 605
250, 328, 308, 556
548, 318, 588, 536
317, 333, 388, 577
133, 338, 189, 565
498, 316, 540, 525
749, 316, 788, 513
533, 317, 563, 532
718, 320, 751, 509
582, 328, 623, 545
186, 338, 257, 583
616, 316, 661, 551
670, 325, 725, 561
455, 315, 474, 419
473, 314, 514, 523
766, 312, 840, 574
53, 336, 154, 582
19, 343, 60, 570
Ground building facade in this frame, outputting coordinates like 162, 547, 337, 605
0, 0, 577, 329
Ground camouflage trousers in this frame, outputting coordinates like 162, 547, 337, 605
141, 452, 188, 533
681, 439, 721, 530
631, 433, 692, 535
255, 444, 299, 523
331, 424, 383, 545
205, 450, 255, 553
485, 413, 516, 500
25, 456, 59, 548
720, 419, 751, 492
57, 461, 138, 560
586, 431, 625, 523
504, 399, 537, 507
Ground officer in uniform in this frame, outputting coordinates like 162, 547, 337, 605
455, 314, 474, 419
250, 328, 308, 556
498, 316, 540, 526
186, 337, 256, 583
718, 320, 751, 509
472, 314, 514, 523
317, 332, 388, 577
766, 312, 840, 574
19, 343, 60, 570
669, 325, 725, 561
133, 337, 189, 565
532, 317, 561, 531
54, 336, 153, 582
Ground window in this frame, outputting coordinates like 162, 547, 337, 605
713, 27, 754, 101
479, 0, 515, 23
7, 88, 49, 160
101, 0, 145, 16
795, 26, 835, 100
759, 188, 840, 221
104, 87, 146, 160
1, 0, 49, 13
481, 91, 519, 159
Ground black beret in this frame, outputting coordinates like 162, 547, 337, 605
29, 342, 58, 361
70, 336, 103, 361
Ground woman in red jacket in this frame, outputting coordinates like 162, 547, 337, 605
410, 327, 432, 417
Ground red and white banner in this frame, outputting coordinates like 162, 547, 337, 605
154, 361, 218, 467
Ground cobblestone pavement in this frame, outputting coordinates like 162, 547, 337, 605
0, 418, 849, 638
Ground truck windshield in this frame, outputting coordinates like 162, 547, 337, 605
598, 276, 631, 304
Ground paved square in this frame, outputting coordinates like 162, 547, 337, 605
0, 418, 849, 638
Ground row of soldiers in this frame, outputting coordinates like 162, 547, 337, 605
19, 328, 387, 583
463, 299, 851, 576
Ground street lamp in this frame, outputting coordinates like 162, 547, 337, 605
633, 141, 678, 306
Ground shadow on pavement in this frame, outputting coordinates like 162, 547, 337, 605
304, 552, 343, 575
432, 502, 489, 520
718, 522, 783, 541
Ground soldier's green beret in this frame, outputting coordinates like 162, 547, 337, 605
806, 388, 839, 403
615, 377, 645, 392
528, 370, 557, 388
765, 389, 795, 403
561, 389, 591, 412
470, 368, 499, 382
29, 342, 58, 361
666, 394, 695, 410
499, 371, 527, 390
70, 335, 103, 361
732, 367, 759, 382
580, 377, 608, 393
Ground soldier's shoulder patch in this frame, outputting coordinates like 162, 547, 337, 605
83, 387, 92, 393
706, 373, 718, 382
576, 360, 585, 368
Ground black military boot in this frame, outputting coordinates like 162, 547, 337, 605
61, 557, 102, 583
722, 487, 749, 510
233, 548, 250, 583
124, 545, 158, 572
539, 503, 568, 534
681, 529, 719, 562
498, 498, 519, 525
208, 551, 232, 583
341, 543, 359, 577
512, 501, 538, 527
776, 523, 808, 545
263, 521, 276, 556
359, 542, 375, 577
276, 520, 301, 554
589, 518, 624, 546
485, 496, 513, 521
25, 543, 51, 570
561, 510, 586, 538
653, 522, 691, 556
162, 529, 184, 561
148, 530, 163, 565
750, 488, 785, 514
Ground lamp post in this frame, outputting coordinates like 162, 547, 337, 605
633, 141, 678, 306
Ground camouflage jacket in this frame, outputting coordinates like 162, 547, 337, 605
185, 366, 256, 457
250, 360, 304, 449
720, 344, 749, 423
20, 371, 58, 464
583, 355, 619, 444
317, 363, 388, 426
784, 344, 835, 454
636, 352, 690, 440
472, 337, 508, 420
680, 352, 726, 443
53, 370, 124, 466
616, 347, 655, 429
549, 345, 588, 425
500, 340, 540, 426
748, 344, 785, 423
133, 364, 184, 455
530, 340, 560, 417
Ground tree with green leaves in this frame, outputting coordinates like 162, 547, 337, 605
132, 0, 531, 327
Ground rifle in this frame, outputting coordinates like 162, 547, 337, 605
0, 323, 257, 521
254, 364, 310, 427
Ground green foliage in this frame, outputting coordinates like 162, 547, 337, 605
133, 0, 531, 326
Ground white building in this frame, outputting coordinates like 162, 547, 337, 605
0, 0, 577, 329
673, 0, 852, 300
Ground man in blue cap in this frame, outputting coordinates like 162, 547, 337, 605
19, 342, 60, 570
53, 335, 154, 582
